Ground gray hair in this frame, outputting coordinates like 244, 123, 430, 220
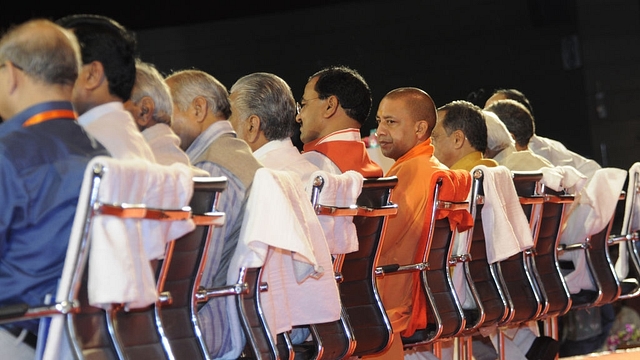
483, 110, 514, 153
131, 60, 173, 125
230, 72, 296, 140
165, 69, 230, 118
0, 19, 81, 86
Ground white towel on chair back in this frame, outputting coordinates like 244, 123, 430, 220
473, 165, 534, 264
616, 163, 640, 278
228, 167, 341, 339
559, 167, 627, 293
42, 156, 195, 360
89, 157, 195, 309
308, 170, 364, 255
540, 165, 587, 194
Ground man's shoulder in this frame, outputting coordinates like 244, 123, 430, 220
194, 135, 263, 187
301, 150, 341, 174
390, 154, 444, 175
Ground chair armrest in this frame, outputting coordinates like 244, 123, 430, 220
543, 194, 575, 204
356, 204, 398, 217
192, 211, 225, 226
519, 195, 545, 205
437, 201, 469, 211
0, 300, 77, 325
608, 232, 639, 245
375, 262, 429, 277
97, 203, 192, 220
557, 242, 590, 255
315, 204, 359, 216
316, 204, 399, 218
449, 254, 472, 266
195, 282, 249, 303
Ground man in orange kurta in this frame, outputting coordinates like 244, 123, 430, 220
365, 87, 472, 359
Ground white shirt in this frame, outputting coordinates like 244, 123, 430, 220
494, 145, 553, 172
529, 135, 600, 178
254, 138, 319, 184
141, 123, 190, 166
78, 102, 156, 162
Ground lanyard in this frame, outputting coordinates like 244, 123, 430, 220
23, 109, 77, 127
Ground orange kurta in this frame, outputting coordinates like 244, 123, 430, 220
376, 138, 474, 338
303, 132, 383, 178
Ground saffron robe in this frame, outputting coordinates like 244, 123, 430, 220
377, 138, 473, 337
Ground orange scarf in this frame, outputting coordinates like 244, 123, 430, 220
303, 138, 383, 178
402, 168, 473, 337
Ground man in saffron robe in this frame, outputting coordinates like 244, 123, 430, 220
365, 87, 475, 359
296, 65, 383, 178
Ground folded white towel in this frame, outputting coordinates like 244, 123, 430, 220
560, 167, 627, 293
228, 167, 324, 283
228, 167, 341, 340
42, 156, 196, 360
307, 170, 364, 255
88, 157, 195, 310
473, 165, 534, 264
615, 163, 640, 278
540, 165, 588, 194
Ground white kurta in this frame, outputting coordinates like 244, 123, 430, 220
141, 123, 191, 166
78, 101, 156, 162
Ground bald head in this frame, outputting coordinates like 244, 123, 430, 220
0, 19, 81, 119
383, 87, 437, 137
0, 19, 81, 86
375, 87, 436, 160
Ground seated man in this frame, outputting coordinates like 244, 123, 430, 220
478, 110, 556, 360
368, 87, 448, 359
484, 88, 600, 178
431, 100, 498, 171
0, 19, 109, 358
227, 71, 342, 345
124, 60, 192, 166
483, 108, 552, 171
228, 72, 319, 183
165, 69, 263, 359
296, 65, 383, 177
56, 14, 156, 162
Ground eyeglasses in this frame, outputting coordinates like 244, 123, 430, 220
296, 97, 321, 115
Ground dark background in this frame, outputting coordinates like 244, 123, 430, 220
0, 1, 361, 32
2, 0, 637, 170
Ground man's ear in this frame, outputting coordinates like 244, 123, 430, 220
324, 95, 339, 118
452, 129, 466, 149
84, 61, 106, 90
246, 115, 261, 143
415, 120, 429, 138
192, 96, 208, 123
135, 96, 155, 129
2, 61, 20, 95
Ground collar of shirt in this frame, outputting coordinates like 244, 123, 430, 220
1, 101, 75, 134
186, 120, 236, 161
77, 101, 124, 127
253, 138, 294, 161
316, 128, 361, 145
